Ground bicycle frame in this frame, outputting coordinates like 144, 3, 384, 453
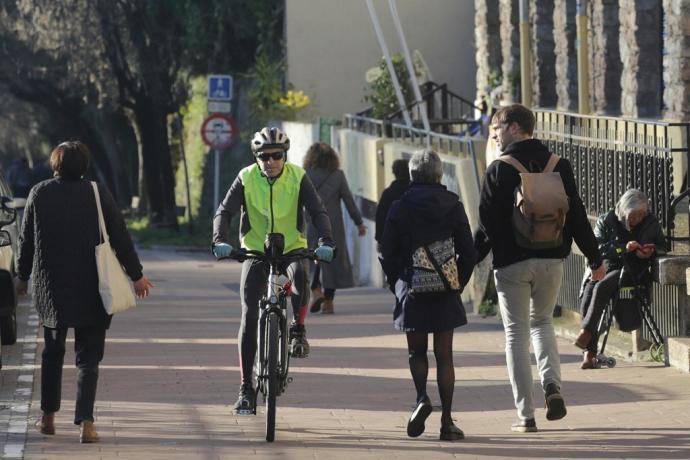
256, 260, 291, 399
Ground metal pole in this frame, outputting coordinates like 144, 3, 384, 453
519, 0, 532, 107
176, 114, 194, 232
365, 0, 413, 128
576, 0, 590, 114
213, 149, 220, 210
388, 0, 431, 145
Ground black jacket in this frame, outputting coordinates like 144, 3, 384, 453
16, 178, 143, 328
474, 138, 602, 269
380, 182, 476, 293
375, 178, 410, 243
594, 210, 666, 273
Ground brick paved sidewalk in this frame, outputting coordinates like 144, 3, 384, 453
5, 249, 689, 459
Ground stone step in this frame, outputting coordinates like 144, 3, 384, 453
667, 337, 690, 373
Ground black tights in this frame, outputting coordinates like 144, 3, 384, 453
406, 330, 455, 426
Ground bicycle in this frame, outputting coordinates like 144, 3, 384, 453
222, 233, 319, 442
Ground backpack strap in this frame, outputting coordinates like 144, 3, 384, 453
543, 153, 561, 173
498, 153, 561, 173
497, 155, 528, 173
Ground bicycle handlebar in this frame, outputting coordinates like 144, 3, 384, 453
217, 248, 322, 263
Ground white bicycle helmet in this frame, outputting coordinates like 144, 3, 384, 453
251, 127, 290, 154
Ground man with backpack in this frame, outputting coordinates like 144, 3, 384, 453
474, 104, 606, 433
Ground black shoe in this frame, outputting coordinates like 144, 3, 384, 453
289, 323, 310, 358
544, 383, 567, 421
511, 418, 537, 432
439, 422, 464, 441
233, 384, 256, 415
406, 396, 432, 437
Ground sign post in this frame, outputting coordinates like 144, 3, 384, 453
201, 113, 237, 207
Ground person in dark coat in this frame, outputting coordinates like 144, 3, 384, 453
380, 149, 476, 442
575, 189, 666, 368
16, 141, 153, 443
474, 104, 605, 432
303, 142, 365, 314
375, 158, 409, 245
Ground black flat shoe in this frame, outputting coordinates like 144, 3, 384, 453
440, 423, 465, 441
406, 397, 432, 437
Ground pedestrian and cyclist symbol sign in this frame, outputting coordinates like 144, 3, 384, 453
208, 75, 233, 101
201, 113, 237, 150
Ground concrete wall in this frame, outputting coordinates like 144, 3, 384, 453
285, 0, 477, 118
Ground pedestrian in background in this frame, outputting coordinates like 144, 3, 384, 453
474, 104, 605, 433
303, 142, 366, 314
575, 189, 665, 368
16, 141, 153, 443
375, 158, 409, 247
380, 149, 475, 441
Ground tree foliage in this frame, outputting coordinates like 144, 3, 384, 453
0, 0, 284, 228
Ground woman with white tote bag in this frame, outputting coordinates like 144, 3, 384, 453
16, 141, 153, 443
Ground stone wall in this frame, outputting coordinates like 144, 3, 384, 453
530, 0, 557, 107
475, 0, 502, 102
663, 0, 690, 121
554, 0, 578, 111
590, 0, 622, 115
620, 0, 662, 118
499, 0, 520, 104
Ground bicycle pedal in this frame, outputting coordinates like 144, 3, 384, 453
234, 408, 256, 416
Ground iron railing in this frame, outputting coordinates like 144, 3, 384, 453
534, 109, 690, 250
358, 81, 483, 135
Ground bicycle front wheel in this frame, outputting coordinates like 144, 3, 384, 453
265, 311, 279, 442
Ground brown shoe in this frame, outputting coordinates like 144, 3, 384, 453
79, 421, 100, 444
580, 351, 597, 370
309, 287, 324, 313
574, 329, 592, 350
36, 414, 55, 435
321, 298, 334, 314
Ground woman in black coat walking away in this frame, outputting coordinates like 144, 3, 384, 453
16, 141, 153, 443
380, 150, 476, 441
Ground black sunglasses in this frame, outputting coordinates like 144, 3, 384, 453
256, 151, 285, 161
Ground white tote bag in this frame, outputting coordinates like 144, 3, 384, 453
92, 182, 136, 314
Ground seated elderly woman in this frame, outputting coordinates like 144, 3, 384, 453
380, 149, 476, 441
575, 188, 666, 369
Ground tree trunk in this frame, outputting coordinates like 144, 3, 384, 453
133, 97, 178, 229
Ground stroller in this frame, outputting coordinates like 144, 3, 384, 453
592, 263, 665, 368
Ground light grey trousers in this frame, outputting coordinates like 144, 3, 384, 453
494, 258, 564, 421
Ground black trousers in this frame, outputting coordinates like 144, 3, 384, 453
41, 326, 106, 424
238, 258, 309, 387
579, 269, 620, 353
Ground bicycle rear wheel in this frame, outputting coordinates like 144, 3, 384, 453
265, 311, 279, 442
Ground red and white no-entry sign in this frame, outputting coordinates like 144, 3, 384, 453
201, 113, 237, 150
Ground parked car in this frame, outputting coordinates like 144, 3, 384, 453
0, 169, 21, 351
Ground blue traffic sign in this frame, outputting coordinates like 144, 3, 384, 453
208, 75, 233, 101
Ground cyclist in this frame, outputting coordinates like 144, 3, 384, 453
212, 127, 335, 415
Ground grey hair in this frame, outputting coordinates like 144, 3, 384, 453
409, 149, 443, 183
615, 188, 649, 228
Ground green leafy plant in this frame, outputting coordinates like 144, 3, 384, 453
478, 300, 498, 318
363, 53, 414, 119
248, 51, 311, 123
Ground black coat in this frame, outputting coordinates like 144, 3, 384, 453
380, 182, 476, 332
474, 138, 602, 269
375, 178, 409, 243
594, 210, 666, 274
16, 178, 143, 328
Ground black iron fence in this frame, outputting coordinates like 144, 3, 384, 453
358, 81, 482, 135
534, 109, 690, 250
